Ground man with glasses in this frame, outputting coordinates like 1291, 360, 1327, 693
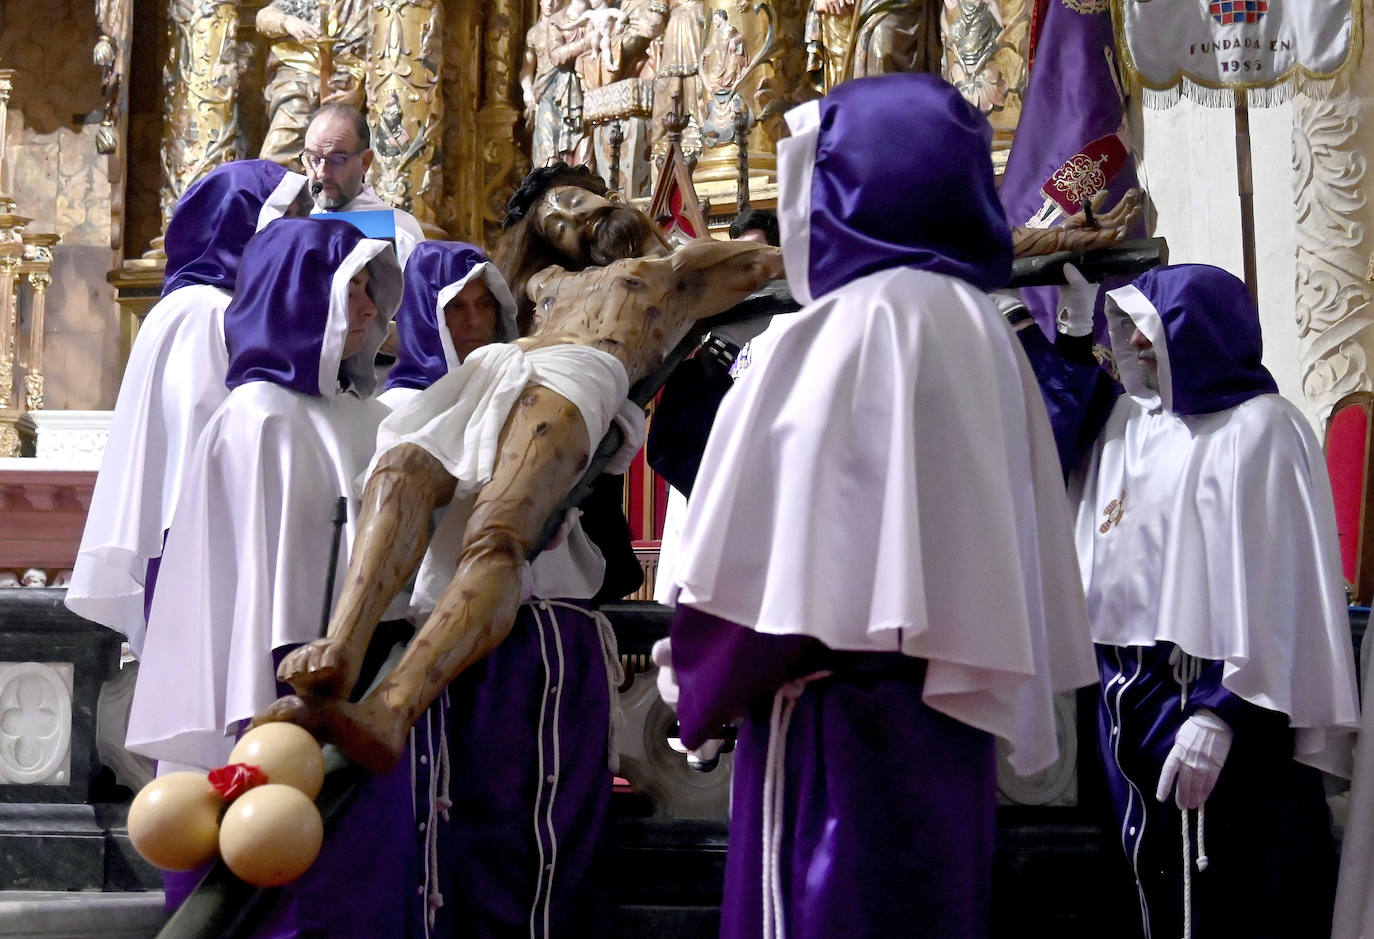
304, 102, 425, 267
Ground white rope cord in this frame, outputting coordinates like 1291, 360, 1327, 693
1170, 648, 1204, 939
546, 599, 624, 771
1180, 809, 1193, 939
760, 671, 832, 939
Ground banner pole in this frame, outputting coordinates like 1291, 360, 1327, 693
1234, 93, 1259, 304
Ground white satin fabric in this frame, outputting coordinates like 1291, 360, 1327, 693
316, 184, 426, 268
669, 266, 1097, 775
65, 285, 233, 655
1120, 0, 1356, 88
127, 385, 390, 768
1071, 390, 1360, 776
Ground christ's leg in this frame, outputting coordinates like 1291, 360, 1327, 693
276, 442, 457, 699
260, 384, 592, 771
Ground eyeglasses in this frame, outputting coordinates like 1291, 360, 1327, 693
301, 148, 363, 171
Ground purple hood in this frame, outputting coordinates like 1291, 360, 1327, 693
1106, 263, 1277, 416
162, 160, 308, 296
224, 217, 403, 398
777, 72, 1012, 303
386, 241, 519, 392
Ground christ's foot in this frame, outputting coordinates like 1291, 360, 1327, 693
277, 638, 360, 699
252, 694, 406, 774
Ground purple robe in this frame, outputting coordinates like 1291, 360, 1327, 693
673, 605, 995, 939
1079, 265, 1353, 937
1097, 643, 1336, 939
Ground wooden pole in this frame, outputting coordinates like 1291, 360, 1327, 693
1234, 95, 1259, 304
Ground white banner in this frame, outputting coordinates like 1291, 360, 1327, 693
1115, 0, 1359, 93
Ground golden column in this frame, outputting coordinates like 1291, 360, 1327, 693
0, 66, 29, 456
157, 0, 245, 237
474, 0, 530, 247
19, 234, 59, 413
366, 0, 446, 234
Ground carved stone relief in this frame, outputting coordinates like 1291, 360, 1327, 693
1293, 88, 1373, 425
0, 661, 74, 786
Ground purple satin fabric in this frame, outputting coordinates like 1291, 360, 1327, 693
672, 605, 996, 937
163, 160, 295, 297
224, 217, 367, 396
802, 73, 1012, 297
1096, 642, 1337, 938
1132, 263, 1278, 415
439, 600, 613, 936
998, 5, 1142, 336
999, 6, 1140, 229
386, 241, 510, 392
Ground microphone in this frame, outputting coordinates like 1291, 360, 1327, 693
310, 180, 324, 197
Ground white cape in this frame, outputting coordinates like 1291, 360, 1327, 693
670, 266, 1097, 775
65, 284, 232, 655
1071, 392, 1360, 776
126, 384, 388, 769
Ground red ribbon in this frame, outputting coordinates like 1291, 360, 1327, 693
207, 763, 269, 800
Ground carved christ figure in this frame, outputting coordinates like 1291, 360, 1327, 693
257, 164, 783, 770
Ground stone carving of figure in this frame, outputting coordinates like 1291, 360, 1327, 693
373, 89, 413, 159
566, 0, 629, 70
256, 0, 370, 169
571, 0, 669, 197
652, 0, 709, 157
698, 7, 750, 148
804, 0, 941, 94
520, 0, 590, 169
942, 0, 1008, 114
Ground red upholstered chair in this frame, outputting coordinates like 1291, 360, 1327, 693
1325, 390, 1374, 605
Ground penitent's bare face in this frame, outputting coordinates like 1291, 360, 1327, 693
444, 278, 500, 361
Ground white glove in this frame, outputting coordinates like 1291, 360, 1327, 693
1055, 262, 1097, 337
651, 637, 679, 712
990, 288, 1028, 319
1156, 709, 1233, 809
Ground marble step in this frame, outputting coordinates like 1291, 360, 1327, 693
0, 891, 165, 938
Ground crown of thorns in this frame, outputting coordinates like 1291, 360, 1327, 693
502, 162, 609, 230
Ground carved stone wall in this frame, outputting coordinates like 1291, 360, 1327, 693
0, 2, 121, 412
1293, 0, 1374, 428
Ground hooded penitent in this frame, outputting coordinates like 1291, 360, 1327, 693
384, 240, 519, 395
163, 159, 309, 296
670, 72, 1096, 775
127, 217, 403, 770
776, 72, 1012, 305
224, 216, 401, 398
66, 160, 308, 653
1076, 263, 1358, 776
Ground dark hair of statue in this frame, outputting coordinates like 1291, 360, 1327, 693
309, 102, 372, 150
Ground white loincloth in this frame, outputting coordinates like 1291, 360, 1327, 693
372, 343, 636, 616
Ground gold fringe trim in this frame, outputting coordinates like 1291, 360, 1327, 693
1112, 0, 1364, 109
